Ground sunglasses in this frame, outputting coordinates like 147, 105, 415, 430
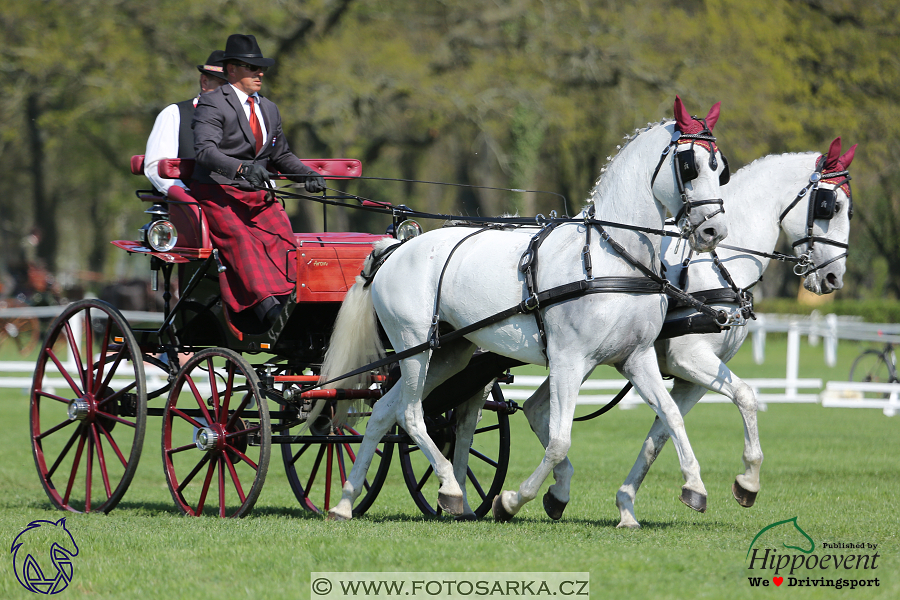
234, 62, 268, 73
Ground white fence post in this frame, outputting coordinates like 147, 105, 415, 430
785, 322, 800, 400
824, 313, 838, 368
753, 313, 766, 365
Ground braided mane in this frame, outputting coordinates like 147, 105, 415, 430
584, 119, 669, 211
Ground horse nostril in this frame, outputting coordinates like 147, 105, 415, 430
703, 227, 717, 240
826, 273, 839, 288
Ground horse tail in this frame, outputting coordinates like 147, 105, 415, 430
309, 238, 399, 428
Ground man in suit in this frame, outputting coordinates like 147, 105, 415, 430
144, 50, 228, 195
192, 33, 325, 327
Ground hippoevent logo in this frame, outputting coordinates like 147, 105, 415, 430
745, 517, 880, 590
11, 518, 79, 594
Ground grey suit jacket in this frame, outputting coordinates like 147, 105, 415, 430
192, 84, 317, 186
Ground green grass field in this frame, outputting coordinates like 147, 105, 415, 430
1, 336, 897, 599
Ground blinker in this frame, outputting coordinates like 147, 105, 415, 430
676, 149, 698, 182
812, 188, 837, 220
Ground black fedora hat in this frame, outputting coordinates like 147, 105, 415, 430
197, 50, 227, 81
221, 34, 275, 67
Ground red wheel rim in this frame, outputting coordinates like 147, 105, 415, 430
31, 300, 146, 513
162, 348, 269, 518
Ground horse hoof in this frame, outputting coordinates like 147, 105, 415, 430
492, 495, 515, 522
680, 488, 707, 513
326, 510, 350, 522
437, 492, 465, 516
732, 480, 758, 508
616, 520, 641, 530
454, 513, 478, 522
542, 491, 567, 521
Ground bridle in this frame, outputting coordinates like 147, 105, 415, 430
651, 118, 729, 244
777, 155, 852, 276
672, 154, 852, 329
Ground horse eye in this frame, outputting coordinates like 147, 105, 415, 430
835, 201, 842, 214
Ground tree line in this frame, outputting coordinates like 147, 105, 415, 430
1, 0, 897, 302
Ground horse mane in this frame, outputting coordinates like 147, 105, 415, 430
731, 151, 818, 179
581, 119, 670, 213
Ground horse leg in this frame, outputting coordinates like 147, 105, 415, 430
450, 381, 495, 520
620, 348, 707, 513
521, 378, 573, 520
395, 348, 475, 515
327, 386, 401, 521
493, 367, 582, 521
662, 347, 763, 508
616, 379, 706, 529
728, 376, 763, 507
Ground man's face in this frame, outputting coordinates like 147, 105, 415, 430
200, 74, 226, 94
227, 62, 266, 95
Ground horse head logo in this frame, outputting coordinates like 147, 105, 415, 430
746, 516, 815, 559
11, 518, 79, 594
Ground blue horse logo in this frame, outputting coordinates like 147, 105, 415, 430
11, 518, 79, 594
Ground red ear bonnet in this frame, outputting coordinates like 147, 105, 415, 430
839, 144, 857, 170
673, 96, 720, 133
674, 95, 695, 133
823, 137, 856, 172
704, 102, 721, 131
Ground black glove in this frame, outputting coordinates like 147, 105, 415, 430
303, 173, 326, 194
239, 162, 271, 188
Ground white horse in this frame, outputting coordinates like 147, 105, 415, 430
320, 96, 730, 521
502, 138, 855, 528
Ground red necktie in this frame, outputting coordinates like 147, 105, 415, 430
247, 96, 263, 154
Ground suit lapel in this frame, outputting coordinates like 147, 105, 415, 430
222, 85, 257, 154
258, 96, 276, 155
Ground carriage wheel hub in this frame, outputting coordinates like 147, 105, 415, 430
67, 398, 91, 421
195, 427, 220, 451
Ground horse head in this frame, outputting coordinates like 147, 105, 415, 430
781, 137, 855, 294
651, 96, 730, 252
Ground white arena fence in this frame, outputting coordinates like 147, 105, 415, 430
1, 306, 898, 416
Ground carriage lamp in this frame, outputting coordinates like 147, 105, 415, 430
139, 220, 178, 252
144, 201, 169, 218
396, 219, 423, 242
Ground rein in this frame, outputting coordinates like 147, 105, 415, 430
294, 124, 732, 394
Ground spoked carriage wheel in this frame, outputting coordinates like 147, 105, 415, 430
398, 383, 510, 519
30, 299, 147, 513
281, 401, 393, 517
162, 348, 270, 518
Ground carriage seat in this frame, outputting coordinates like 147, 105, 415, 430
130, 155, 364, 252
130, 155, 211, 249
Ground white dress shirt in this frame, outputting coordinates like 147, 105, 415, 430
143, 96, 198, 195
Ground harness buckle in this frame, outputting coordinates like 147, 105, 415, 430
793, 251, 813, 276
523, 293, 540, 311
